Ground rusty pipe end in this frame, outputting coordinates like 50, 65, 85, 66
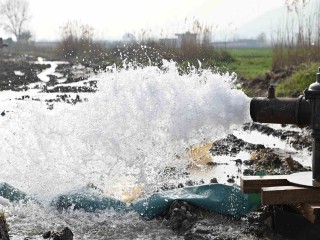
250, 96, 311, 127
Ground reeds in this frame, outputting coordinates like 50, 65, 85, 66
272, 0, 320, 69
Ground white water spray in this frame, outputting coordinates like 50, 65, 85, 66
0, 60, 250, 200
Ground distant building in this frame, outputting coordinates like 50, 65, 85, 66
175, 31, 197, 48
159, 31, 198, 49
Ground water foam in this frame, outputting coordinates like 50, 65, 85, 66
0, 60, 250, 200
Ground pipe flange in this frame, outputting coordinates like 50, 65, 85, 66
287, 172, 320, 188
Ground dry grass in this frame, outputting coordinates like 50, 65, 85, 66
272, 0, 320, 69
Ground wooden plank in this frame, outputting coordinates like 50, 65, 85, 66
262, 186, 320, 205
294, 203, 320, 223
240, 175, 290, 193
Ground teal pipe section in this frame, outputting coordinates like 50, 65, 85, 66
51, 187, 129, 212
0, 183, 34, 203
131, 184, 260, 219
0, 183, 260, 219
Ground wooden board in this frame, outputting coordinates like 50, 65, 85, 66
240, 175, 290, 193
294, 203, 320, 223
241, 174, 320, 224
262, 186, 320, 205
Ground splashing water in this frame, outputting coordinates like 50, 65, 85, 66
0, 60, 252, 239
0, 60, 250, 201
0, 59, 250, 239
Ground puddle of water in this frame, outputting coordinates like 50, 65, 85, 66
234, 128, 312, 166
14, 70, 25, 76
35, 57, 68, 82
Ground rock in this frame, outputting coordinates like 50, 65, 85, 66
161, 200, 198, 233
243, 160, 254, 166
243, 169, 255, 176
227, 178, 235, 183
210, 178, 218, 183
233, 159, 242, 165
51, 227, 73, 240
206, 162, 218, 167
185, 180, 195, 186
42, 230, 51, 239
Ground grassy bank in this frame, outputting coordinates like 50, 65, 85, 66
275, 63, 320, 97
223, 49, 320, 98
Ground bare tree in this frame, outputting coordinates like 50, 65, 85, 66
257, 32, 267, 44
0, 0, 31, 41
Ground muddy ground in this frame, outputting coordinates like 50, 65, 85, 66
157, 122, 313, 240
0, 53, 95, 93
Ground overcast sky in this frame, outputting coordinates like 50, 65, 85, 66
0, 0, 287, 41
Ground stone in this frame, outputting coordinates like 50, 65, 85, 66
161, 201, 199, 233
42, 230, 51, 239
51, 227, 73, 240
210, 178, 218, 183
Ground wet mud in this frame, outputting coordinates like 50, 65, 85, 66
159, 122, 312, 239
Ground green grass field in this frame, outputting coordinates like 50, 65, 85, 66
225, 48, 273, 79
224, 48, 320, 97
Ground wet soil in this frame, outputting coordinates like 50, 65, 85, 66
159, 122, 312, 239
238, 66, 299, 97
0, 55, 49, 91
0, 53, 96, 94
0, 53, 97, 113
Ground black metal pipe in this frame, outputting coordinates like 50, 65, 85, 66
250, 96, 311, 127
312, 134, 320, 181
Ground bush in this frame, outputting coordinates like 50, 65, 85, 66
57, 21, 106, 64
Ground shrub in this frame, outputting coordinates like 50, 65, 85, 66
57, 21, 106, 64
